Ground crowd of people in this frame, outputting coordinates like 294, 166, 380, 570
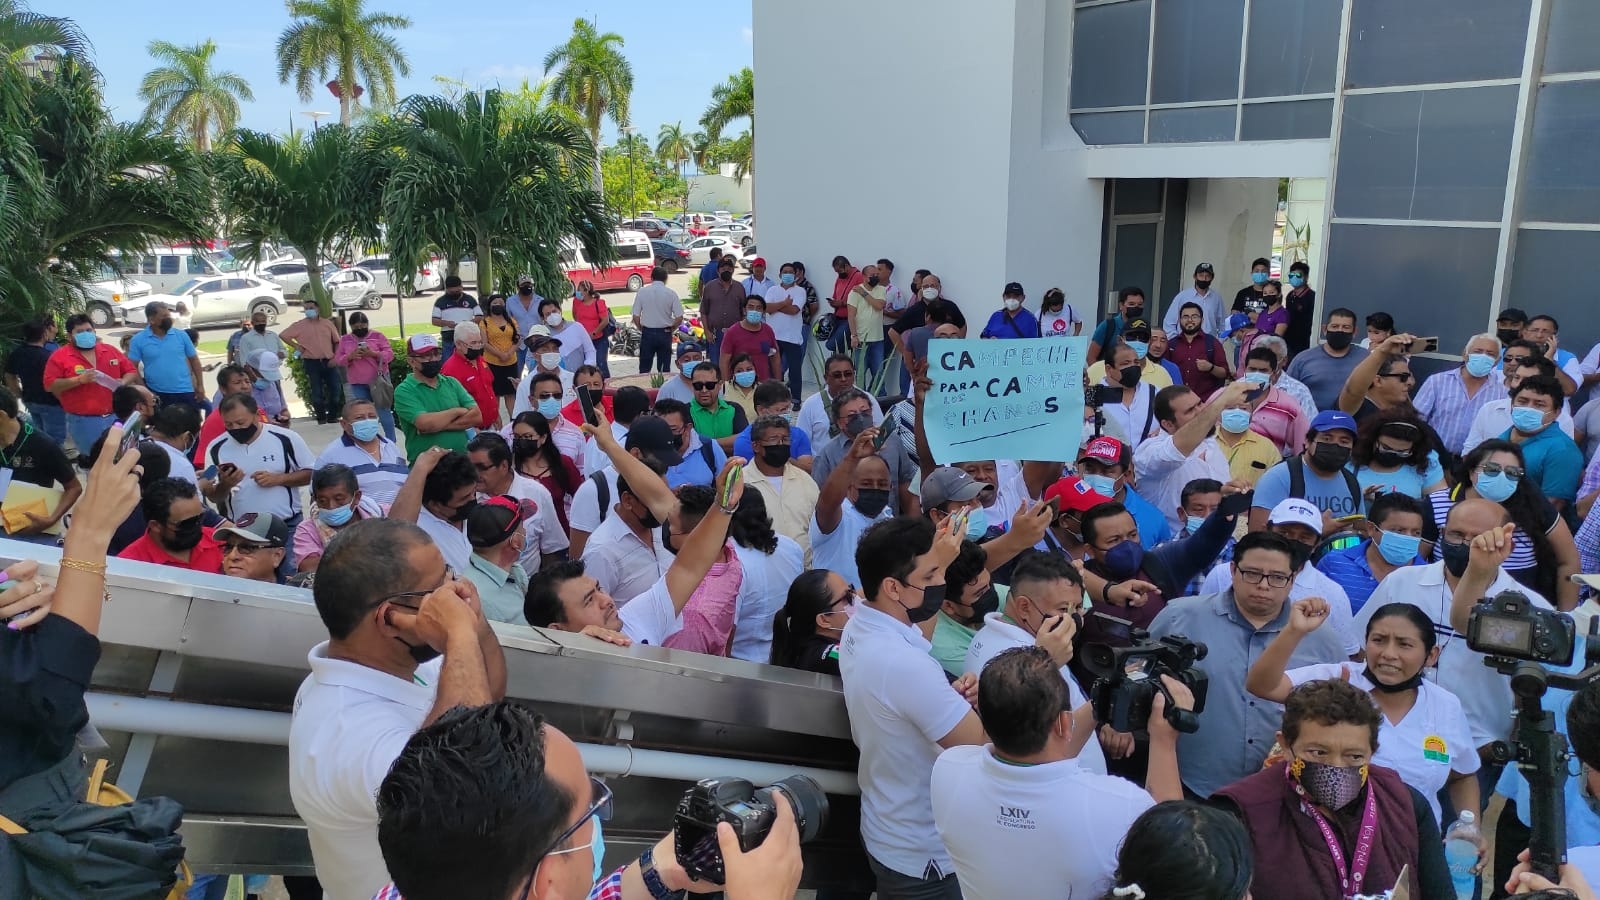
6, 255, 1600, 900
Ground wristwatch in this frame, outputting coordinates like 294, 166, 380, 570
637, 845, 685, 900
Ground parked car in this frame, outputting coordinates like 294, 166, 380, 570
354, 255, 443, 295
455, 256, 478, 286
260, 260, 338, 298
707, 222, 755, 247
651, 238, 691, 273
311, 266, 384, 310
122, 247, 266, 295
738, 244, 759, 272
83, 266, 154, 327
681, 235, 743, 266
622, 218, 669, 239
560, 229, 654, 292
120, 274, 286, 327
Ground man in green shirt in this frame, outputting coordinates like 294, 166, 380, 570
929, 536, 1002, 678
686, 361, 748, 454
392, 333, 481, 463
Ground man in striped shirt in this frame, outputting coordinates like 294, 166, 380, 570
1412, 333, 1508, 457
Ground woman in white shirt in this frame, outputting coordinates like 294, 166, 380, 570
539, 296, 596, 371
1037, 287, 1082, 338
1245, 598, 1481, 828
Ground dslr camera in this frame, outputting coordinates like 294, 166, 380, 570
1086, 384, 1122, 408
673, 775, 829, 884
1082, 614, 1209, 737
1467, 590, 1577, 666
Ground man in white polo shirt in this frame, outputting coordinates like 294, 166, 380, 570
839, 514, 983, 900
1133, 379, 1251, 534
933, 646, 1189, 900
289, 517, 506, 900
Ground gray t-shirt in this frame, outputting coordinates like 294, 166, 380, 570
1285, 344, 1370, 413
904, 324, 937, 364
1575, 396, 1600, 461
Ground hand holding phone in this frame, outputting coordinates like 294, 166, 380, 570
1407, 336, 1439, 354
578, 386, 600, 427
872, 415, 898, 450
116, 412, 144, 459
720, 464, 742, 510
1219, 490, 1254, 517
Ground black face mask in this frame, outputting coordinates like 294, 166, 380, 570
166, 515, 204, 551
419, 361, 443, 379
901, 580, 946, 624
1325, 332, 1354, 351
397, 636, 442, 665
227, 425, 258, 445
843, 412, 873, 439
1194, 280, 1212, 292
490, 305, 506, 316
158, 317, 174, 331
1309, 442, 1352, 472
632, 499, 661, 532
447, 498, 478, 523
512, 437, 540, 460
719, 270, 733, 282
761, 444, 791, 468
1124, 306, 1145, 320
866, 275, 880, 287
463, 347, 483, 360
853, 489, 891, 519
1440, 539, 1471, 578
1363, 664, 1426, 694
954, 587, 1000, 627
352, 327, 370, 338
1497, 327, 1523, 346
253, 323, 267, 333
1117, 365, 1142, 388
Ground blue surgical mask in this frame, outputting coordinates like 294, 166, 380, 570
745, 310, 764, 325
1125, 340, 1149, 360
591, 818, 606, 884
303, 308, 319, 319
733, 370, 756, 388
254, 379, 269, 391
1186, 515, 1206, 535
1251, 272, 1269, 285
1219, 408, 1252, 434
1510, 406, 1548, 434
318, 503, 354, 527
1376, 530, 1422, 566
1474, 470, 1519, 502
1242, 371, 1271, 387
780, 273, 795, 286
73, 331, 97, 349
351, 419, 382, 442
1287, 274, 1305, 288
1081, 473, 1117, 498
965, 506, 989, 540
538, 397, 563, 419
1103, 539, 1145, 579
1465, 352, 1497, 378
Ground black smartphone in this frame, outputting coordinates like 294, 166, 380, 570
1219, 490, 1254, 517
1408, 336, 1440, 354
872, 414, 898, 450
116, 411, 144, 459
578, 386, 600, 427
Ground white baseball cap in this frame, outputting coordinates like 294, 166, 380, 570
253, 351, 283, 381
1267, 498, 1322, 535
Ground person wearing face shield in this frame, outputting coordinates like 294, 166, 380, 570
393, 333, 482, 464
289, 516, 507, 900
838, 514, 985, 900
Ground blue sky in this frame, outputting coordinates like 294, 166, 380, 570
67, 0, 752, 142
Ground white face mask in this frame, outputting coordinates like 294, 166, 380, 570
921, 287, 939, 301
545, 313, 563, 328
1004, 298, 1021, 312
539, 352, 561, 370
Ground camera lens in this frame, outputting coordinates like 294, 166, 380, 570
768, 775, 829, 843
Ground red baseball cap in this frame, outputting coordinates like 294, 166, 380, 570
1079, 436, 1128, 466
750, 257, 766, 268
1043, 476, 1112, 514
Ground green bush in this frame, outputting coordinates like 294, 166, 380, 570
686, 272, 700, 303
284, 335, 412, 412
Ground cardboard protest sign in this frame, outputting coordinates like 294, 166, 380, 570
923, 337, 1088, 464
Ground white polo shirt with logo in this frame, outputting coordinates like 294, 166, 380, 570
964, 612, 1107, 776
289, 643, 442, 900
839, 603, 974, 879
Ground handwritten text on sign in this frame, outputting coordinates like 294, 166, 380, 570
924, 337, 1088, 464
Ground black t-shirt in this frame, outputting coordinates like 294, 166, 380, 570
1, 425, 75, 489
1285, 287, 1317, 356
4, 343, 60, 407
1232, 284, 1266, 312
889, 298, 966, 336
784, 636, 842, 677
1, 614, 100, 789
432, 292, 479, 339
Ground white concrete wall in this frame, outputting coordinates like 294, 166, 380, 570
1179, 178, 1281, 304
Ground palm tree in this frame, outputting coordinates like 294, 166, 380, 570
275, 0, 412, 126
138, 40, 253, 152
380, 89, 612, 301
655, 121, 692, 181
216, 124, 387, 314
541, 17, 633, 190
700, 67, 754, 171
0, 0, 89, 62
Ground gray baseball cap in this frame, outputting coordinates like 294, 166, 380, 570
921, 466, 986, 510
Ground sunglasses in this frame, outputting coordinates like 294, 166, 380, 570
692, 381, 719, 390
1477, 462, 1525, 480
221, 541, 271, 555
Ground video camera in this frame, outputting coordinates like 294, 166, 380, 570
1085, 384, 1122, 408
672, 775, 829, 885
1466, 590, 1600, 881
1082, 613, 1210, 737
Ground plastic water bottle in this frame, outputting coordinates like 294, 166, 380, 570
1443, 810, 1480, 899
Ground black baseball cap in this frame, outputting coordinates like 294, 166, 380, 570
625, 415, 684, 467
1195, 263, 1215, 275
1496, 307, 1528, 325
1002, 281, 1024, 297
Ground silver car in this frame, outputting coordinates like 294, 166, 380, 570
355, 255, 444, 296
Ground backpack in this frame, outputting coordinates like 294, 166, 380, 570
1286, 455, 1362, 517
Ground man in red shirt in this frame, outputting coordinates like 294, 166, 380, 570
118, 477, 226, 573
43, 314, 139, 458
827, 255, 864, 355
1165, 301, 1233, 400
441, 321, 500, 430
720, 294, 781, 380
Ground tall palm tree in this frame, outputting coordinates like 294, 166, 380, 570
380, 89, 612, 300
138, 40, 253, 152
275, 0, 412, 126
541, 17, 633, 190
700, 67, 754, 171
655, 121, 691, 181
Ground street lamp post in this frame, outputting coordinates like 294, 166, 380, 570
301, 110, 332, 131
621, 124, 638, 219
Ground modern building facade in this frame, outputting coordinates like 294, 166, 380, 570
754, 0, 1600, 361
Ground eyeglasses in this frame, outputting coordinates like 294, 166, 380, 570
1477, 462, 1525, 480
378, 567, 458, 608
827, 370, 855, 380
1378, 372, 1415, 383
221, 540, 271, 556
691, 382, 719, 390
472, 461, 502, 473
516, 777, 613, 900
1235, 567, 1293, 589
1502, 355, 1531, 365
830, 589, 858, 610
166, 514, 203, 531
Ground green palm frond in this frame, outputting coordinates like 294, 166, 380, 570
700, 67, 753, 146
138, 39, 253, 151
542, 17, 633, 189
275, 0, 411, 125
0, 0, 91, 62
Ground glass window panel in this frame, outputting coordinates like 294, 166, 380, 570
1071, 111, 1146, 145
1071, 0, 1152, 109
1345, 0, 1530, 89
1544, 0, 1600, 75
1112, 223, 1159, 299
1333, 86, 1517, 222
1324, 224, 1500, 353
1243, 0, 1341, 97
1522, 81, 1600, 224
1149, 105, 1237, 143
1150, 0, 1244, 103
1114, 179, 1165, 215
1510, 230, 1600, 356
1240, 99, 1333, 140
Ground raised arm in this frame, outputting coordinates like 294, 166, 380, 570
582, 411, 677, 521
49, 425, 144, 635
816, 430, 876, 535
1338, 333, 1413, 414
664, 459, 744, 616
1244, 597, 1331, 702
390, 447, 446, 523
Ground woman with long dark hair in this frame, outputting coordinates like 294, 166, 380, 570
727, 490, 804, 664
1350, 406, 1446, 505
1428, 439, 1579, 609
510, 411, 581, 531
1097, 801, 1254, 900
769, 568, 855, 676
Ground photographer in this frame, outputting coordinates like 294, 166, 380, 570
932, 646, 1190, 898
1212, 679, 1451, 900
373, 701, 802, 900
1147, 531, 1347, 797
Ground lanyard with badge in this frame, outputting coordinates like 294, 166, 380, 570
1285, 763, 1380, 897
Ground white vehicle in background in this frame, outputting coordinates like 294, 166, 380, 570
354, 255, 443, 296
259, 260, 338, 298
679, 235, 743, 266
83, 266, 154, 327
123, 246, 284, 294
707, 222, 755, 247
121, 274, 287, 328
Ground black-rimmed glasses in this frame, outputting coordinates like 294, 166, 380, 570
516, 776, 613, 900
